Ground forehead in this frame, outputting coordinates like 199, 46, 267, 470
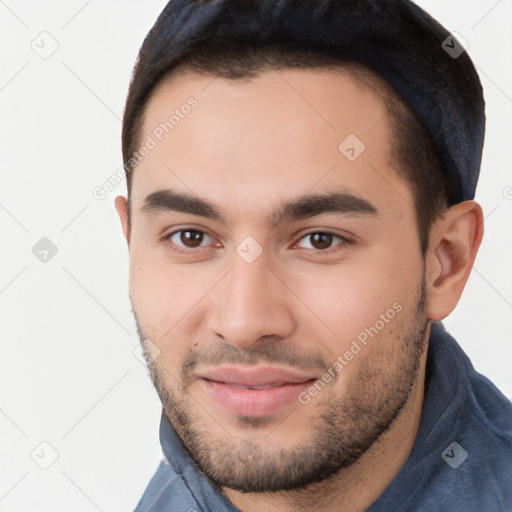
130, 67, 413, 222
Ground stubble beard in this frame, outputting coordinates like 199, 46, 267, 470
135, 280, 429, 493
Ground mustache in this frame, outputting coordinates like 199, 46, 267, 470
132, 309, 331, 386
180, 341, 330, 385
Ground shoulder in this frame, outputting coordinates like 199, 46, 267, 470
133, 459, 203, 512
422, 337, 512, 510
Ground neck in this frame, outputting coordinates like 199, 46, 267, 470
223, 352, 427, 512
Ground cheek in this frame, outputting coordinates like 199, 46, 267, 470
284, 252, 420, 355
129, 242, 183, 337
128, 246, 218, 356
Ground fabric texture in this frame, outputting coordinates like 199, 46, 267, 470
133, 321, 512, 511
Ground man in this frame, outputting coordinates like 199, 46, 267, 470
115, 0, 512, 510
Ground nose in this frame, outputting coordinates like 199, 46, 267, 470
205, 253, 296, 350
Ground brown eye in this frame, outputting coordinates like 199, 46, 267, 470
296, 232, 348, 251
180, 230, 204, 247
309, 233, 333, 250
166, 229, 212, 250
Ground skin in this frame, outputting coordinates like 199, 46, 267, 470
115, 67, 483, 511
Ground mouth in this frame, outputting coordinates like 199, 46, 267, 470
196, 365, 317, 417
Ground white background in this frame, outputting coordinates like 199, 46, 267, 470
1, 1, 511, 510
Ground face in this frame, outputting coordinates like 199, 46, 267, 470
120, 67, 430, 492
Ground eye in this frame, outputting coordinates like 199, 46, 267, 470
295, 232, 349, 252
163, 229, 214, 252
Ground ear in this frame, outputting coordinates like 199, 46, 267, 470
114, 195, 130, 247
425, 200, 484, 321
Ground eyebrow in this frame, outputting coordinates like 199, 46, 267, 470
141, 188, 378, 228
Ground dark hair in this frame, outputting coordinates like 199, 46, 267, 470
122, 0, 483, 255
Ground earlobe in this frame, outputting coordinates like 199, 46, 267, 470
426, 201, 484, 321
114, 195, 130, 247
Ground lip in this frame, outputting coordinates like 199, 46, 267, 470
197, 365, 317, 417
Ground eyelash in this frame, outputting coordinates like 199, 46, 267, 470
160, 229, 352, 255
160, 230, 217, 255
